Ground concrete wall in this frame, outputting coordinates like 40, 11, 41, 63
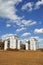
4, 36, 21, 50
30, 38, 38, 50
10, 36, 21, 49
17, 40, 20, 49
26, 38, 39, 50
30, 39, 34, 50
10, 36, 16, 49
26, 42, 29, 50
4, 40, 8, 50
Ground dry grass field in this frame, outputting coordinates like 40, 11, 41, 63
0, 50, 43, 65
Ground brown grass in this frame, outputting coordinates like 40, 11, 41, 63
0, 50, 43, 65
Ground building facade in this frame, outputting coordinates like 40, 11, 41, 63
26, 38, 39, 50
2, 34, 21, 50
0, 35, 39, 51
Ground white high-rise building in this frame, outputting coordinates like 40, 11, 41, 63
26, 38, 39, 50
2, 34, 21, 50
30, 38, 38, 50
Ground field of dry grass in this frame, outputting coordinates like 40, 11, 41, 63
0, 50, 43, 65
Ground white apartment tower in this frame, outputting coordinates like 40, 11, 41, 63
2, 34, 21, 50
26, 38, 39, 50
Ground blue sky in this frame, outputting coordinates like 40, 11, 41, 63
0, 0, 43, 48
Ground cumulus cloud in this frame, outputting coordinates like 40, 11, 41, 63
35, 0, 43, 9
0, 0, 37, 27
1, 33, 14, 40
34, 28, 43, 34
30, 36, 39, 39
21, 20, 37, 26
14, 19, 37, 27
21, 0, 43, 11
16, 27, 26, 32
6, 23, 11, 27
0, 0, 22, 21
21, 2, 33, 11
21, 32, 31, 37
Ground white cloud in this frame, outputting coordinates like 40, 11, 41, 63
16, 27, 26, 32
35, 0, 43, 9
6, 23, 11, 27
29, 21, 36, 25
30, 36, 39, 39
21, 2, 33, 11
14, 19, 37, 27
34, 28, 43, 34
21, 32, 31, 37
21, 0, 43, 11
0, 0, 22, 22
1, 33, 14, 40
19, 24, 24, 28
21, 20, 37, 26
13, 19, 37, 27
0, 0, 39, 27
